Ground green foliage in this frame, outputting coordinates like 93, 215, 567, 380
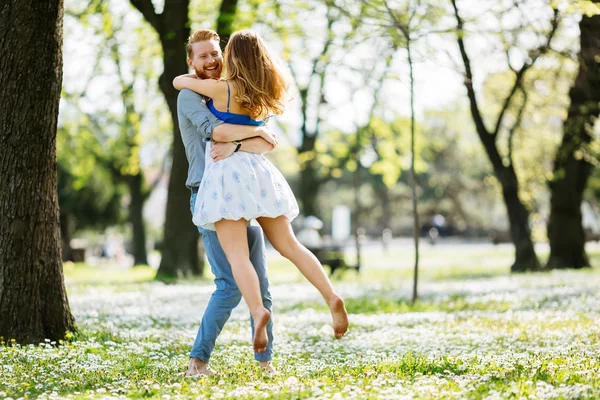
57, 123, 125, 231
61, 0, 169, 235
552, 0, 600, 16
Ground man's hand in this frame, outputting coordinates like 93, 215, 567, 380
211, 141, 237, 162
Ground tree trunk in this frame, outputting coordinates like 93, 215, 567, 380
216, 0, 238, 48
156, 47, 203, 278
480, 135, 540, 272
378, 182, 392, 232
299, 161, 320, 218
407, 42, 420, 304
0, 0, 75, 344
353, 164, 362, 270
498, 168, 541, 272
547, 7, 600, 270
468, 113, 541, 272
128, 174, 148, 266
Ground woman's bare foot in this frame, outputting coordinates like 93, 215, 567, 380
253, 307, 271, 353
329, 294, 349, 339
259, 360, 277, 374
185, 357, 218, 377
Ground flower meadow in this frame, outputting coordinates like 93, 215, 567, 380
1, 264, 599, 399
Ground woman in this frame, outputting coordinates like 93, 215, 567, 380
173, 30, 348, 353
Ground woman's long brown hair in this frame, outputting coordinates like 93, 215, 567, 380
224, 30, 290, 120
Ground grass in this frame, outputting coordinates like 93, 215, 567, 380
63, 242, 518, 286
64, 262, 156, 285
2, 244, 600, 399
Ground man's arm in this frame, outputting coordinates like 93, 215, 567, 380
210, 137, 275, 162
178, 89, 222, 139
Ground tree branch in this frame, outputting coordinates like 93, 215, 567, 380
507, 87, 528, 166
129, 0, 162, 34
451, 0, 490, 137
492, 8, 559, 138
383, 0, 409, 39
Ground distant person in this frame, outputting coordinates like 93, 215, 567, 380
297, 216, 325, 249
432, 213, 446, 231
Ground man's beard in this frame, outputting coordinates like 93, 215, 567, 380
194, 65, 221, 80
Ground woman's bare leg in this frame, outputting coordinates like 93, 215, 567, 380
257, 216, 348, 338
214, 219, 270, 352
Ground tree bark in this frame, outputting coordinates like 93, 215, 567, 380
130, 0, 204, 278
128, 174, 148, 266
299, 161, 320, 218
497, 168, 540, 272
547, 6, 600, 270
0, 0, 75, 343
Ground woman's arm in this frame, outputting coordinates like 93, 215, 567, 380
212, 124, 278, 145
238, 137, 275, 154
173, 75, 223, 99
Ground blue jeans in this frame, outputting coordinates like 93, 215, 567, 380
189, 192, 274, 362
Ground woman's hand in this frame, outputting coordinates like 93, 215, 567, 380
259, 127, 278, 146
211, 141, 237, 162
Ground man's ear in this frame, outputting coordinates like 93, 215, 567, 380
187, 58, 193, 68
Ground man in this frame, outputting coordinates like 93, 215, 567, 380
178, 29, 277, 376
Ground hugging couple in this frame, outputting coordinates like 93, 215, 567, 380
175, 28, 348, 377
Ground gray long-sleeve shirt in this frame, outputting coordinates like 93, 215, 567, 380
177, 89, 224, 188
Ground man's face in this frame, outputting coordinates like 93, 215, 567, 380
188, 40, 223, 79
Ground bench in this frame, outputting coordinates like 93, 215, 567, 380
308, 244, 360, 276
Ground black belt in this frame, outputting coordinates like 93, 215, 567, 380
191, 186, 199, 194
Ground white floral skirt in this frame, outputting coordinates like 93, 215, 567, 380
192, 142, 300, 230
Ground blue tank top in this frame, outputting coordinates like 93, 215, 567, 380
207, 80, 266, 126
